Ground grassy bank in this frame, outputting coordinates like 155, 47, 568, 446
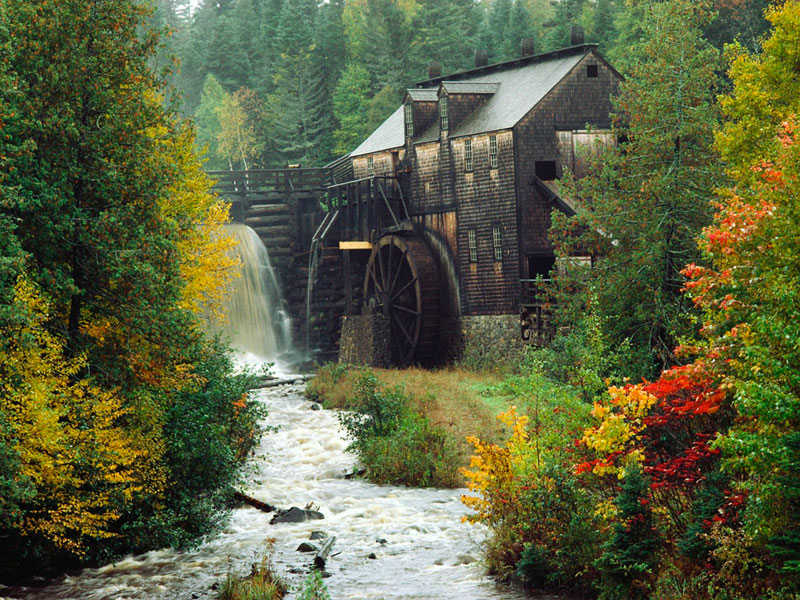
306, 362, 589, 489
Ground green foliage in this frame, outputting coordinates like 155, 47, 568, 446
297, 570, 331, 600
550, 0, 722, 375
338, 372, 461, 487
219, 543, 287, 600
595, 465, 662, 600
0, 0, 263, 580
768, 433, 800, 574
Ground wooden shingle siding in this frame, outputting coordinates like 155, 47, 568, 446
352, 150, 403, 180
410, 142, 446, 213
514, 51, 620, 262
453, 130, 518, 315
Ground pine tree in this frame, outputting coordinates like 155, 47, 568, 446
595, 465, 661, 599
550, 0, 722, 375
195, 74, 228, 170
267, 0, 329, 165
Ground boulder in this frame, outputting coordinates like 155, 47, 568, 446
297, 542, 318, 553
270, 506, 324, 524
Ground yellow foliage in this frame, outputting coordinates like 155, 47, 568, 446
578, 385, 656, 478
148, 111, 239, 322
461, 406, 530, 526
0, 276, 150, 554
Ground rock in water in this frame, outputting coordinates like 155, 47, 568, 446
297, 542, 318, 553
270, 506, 325, 524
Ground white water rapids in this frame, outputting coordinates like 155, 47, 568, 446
7, 383, 533, 600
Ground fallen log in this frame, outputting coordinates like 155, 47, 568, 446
314, 535, 336, 569
234, 491, 275, 513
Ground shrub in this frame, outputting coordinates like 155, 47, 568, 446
219, 543, 287, 600
338, 372, 461, 487
297, 570, 331, 600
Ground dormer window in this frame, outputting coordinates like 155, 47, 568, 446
404, 102, 413, 137
439, 96, 449, 131
464, 138, 473, 171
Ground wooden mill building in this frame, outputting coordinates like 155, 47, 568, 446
214, 34, 623, 366
323, 35, 622, 366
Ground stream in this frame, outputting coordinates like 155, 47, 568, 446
6, 382, 534, 600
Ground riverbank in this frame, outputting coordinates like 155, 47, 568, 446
306, 363, 590, 488
4, 382, 526, 600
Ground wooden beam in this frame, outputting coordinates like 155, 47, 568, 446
339, 241, 373, 250
343, 249, 353, 315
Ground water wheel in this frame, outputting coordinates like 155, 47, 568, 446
363, 235, 441, 366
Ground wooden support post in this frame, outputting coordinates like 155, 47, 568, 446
343, 249, 353, 315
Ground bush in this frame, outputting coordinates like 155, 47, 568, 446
297, 570, 331, 600
219, 542, 287, 600
338, 372, 461, 487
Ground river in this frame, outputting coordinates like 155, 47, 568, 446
6, 382, 532, 600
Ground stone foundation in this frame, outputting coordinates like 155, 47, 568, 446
338, 314, 391, 367
457, 314, 526, 369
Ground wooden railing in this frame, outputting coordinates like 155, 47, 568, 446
324, 175, 411, 244
520, 278, 555, 346
208, 168, 329, 197
520, 278, 553, 306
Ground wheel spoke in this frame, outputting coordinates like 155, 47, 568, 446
390, 276, 417, 301
390, 310, 415, 346
388, 249, 407, 296
392, 304, 420, 316
376, 244, 386, 291
369, 259, 383, 294
386, 239, 393, 291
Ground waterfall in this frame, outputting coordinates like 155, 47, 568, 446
222, 223, 293, 365
305, 236, 321, 360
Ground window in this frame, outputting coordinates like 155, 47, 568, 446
367, 156, 374, 175
439, 96, 449, 130
404, 102, 414, 137
535, 160, 557, 180
468, 229, 477, 262
489, 135, 498, 168
587, 64, 599, 78
492, 226, 503, 261
464, 138, 473, 171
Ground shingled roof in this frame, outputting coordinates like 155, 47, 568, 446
351, 44, 601, 157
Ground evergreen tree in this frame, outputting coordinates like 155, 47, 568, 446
550, 0, 722, 375
207, 12, 252, 91
595, 465, 662, 599
508, 0, 535, 58
543, 0, 588, 51
267, 0, 329, 165
195, 74, 228, 170
333, 63, 373, 156
487, 0, 513, 61
411, 0, 481, 76
591, 0, 617, 53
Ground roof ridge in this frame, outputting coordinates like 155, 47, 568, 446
415, 43, 597, 88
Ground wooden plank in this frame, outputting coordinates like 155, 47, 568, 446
339, 241, 373, 250
343, 249, 353, 315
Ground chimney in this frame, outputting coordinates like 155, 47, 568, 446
427, 60, 441, 79
475, 49, 488, 68
570, 25, 584, 45
520, 37, 535, 57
